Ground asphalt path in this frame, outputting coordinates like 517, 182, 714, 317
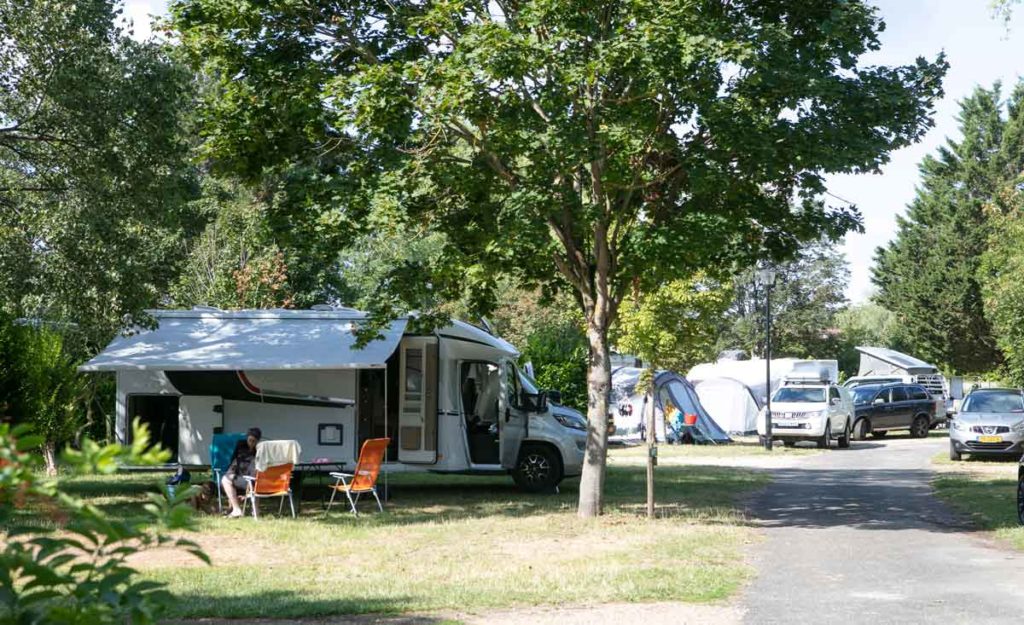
740, 436, 1024, 624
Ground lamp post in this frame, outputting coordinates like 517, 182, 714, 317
756, 265, 777, 451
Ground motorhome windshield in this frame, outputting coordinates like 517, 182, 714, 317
961, 391, 1024, 413
518, 367, 540, 394
773, 387, 825, 403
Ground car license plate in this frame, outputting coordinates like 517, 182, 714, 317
979, 435, 1003, 443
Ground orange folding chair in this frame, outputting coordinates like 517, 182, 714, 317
327, 438, 389, 516
242, 440, 300, 519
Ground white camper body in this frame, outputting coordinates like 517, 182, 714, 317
81, 309, 587, 491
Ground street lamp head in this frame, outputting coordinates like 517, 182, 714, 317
756, 265, 777, 287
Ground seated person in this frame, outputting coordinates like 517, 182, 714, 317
220, 427, 261, 518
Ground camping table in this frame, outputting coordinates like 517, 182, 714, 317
292, 461, 347, 508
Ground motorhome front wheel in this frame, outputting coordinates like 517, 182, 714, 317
513, 445, 563, 493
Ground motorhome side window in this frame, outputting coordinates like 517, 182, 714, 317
829, 387, 840, 401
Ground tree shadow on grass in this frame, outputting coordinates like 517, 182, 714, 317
313, 464, 764, 528
160, 592, 453, 624
39, 464, 763, 531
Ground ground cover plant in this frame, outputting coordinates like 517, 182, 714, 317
48, 454, 769, 620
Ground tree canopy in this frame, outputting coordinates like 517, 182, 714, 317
717, 243, 850, 361
171, 0, 946, 516
0, 0, 196, 352
873, 84, 1021, 374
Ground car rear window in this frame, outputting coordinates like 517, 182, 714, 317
909, 387, 929, 400
961, 392, 1024, 413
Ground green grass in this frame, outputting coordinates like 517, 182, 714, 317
42, 464, 768, 619
609, 440, 820, 461
933, 469, 1024, 550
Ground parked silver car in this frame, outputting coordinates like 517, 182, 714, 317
949, 388, 1024, 461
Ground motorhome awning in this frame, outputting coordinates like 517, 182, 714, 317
79, 311, 408, 372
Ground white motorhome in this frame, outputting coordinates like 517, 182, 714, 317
80, 308, 587, 492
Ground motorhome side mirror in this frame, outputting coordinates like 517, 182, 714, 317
830, 398, 841, 406
521, 392, 548, 413
545, 390, 563, 404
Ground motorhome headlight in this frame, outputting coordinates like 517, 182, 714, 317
553, 412, 588, 432
1013, 420, 1024, 435
802, 410, 826, 420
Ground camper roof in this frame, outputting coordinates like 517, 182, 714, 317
855, 346, 938, 375
79, 308, 517, 372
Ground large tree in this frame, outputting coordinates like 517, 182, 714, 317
873, 85, 1013, 374
0, 0, 196, 352
978, 83, 1024, 385
718, 243, 850, 360
172, 0, 945, 516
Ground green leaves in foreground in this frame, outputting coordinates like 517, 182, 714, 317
0, 419, 208, 625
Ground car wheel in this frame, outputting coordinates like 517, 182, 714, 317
1017, 473, 1024, 525
949, 440, 961, 461
872, 430, 888, 438
853, 418, 870, 441
838, 419, 851, 449
817, 420, 831, 449
910, 415, 930, 439
512, 444, 563, 493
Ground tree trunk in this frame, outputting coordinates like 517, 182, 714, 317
646, 375, 656, 519
577, 322, 612, 518
42, 440, 58, 477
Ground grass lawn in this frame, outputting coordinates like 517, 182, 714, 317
609, 439, 820, 463
931, 451, 1024, 550
41, 462, 769, 620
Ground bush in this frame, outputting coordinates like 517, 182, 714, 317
0, 420, 208, 624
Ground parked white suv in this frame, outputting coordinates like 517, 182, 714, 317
758, 381, 855, 448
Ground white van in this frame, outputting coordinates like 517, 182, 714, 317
80, 308, 587, 492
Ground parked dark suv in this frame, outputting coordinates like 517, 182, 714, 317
850, 383, 937, 440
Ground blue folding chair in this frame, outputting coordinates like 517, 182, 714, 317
210, 432, 247, 512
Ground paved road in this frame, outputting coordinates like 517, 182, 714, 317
740, 436, 1024, 624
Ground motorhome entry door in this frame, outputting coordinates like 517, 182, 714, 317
397, 337, 439, 463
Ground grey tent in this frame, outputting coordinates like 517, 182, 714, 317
609, 367, 731, 444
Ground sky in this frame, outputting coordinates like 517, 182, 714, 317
122, 0, 1024, 303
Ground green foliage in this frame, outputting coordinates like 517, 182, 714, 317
0, 419, 208, 625
718, 243, 850, 360
169, 0, 947, 327
874, 83, 1023, 375
522, 322, 589, 413
979, 183, 1024, 386
171, 178, 297, 309
833, 303, 906, 377
616, 273, 731, 372
0, 0, 198, 352
0, 314, 88, 460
